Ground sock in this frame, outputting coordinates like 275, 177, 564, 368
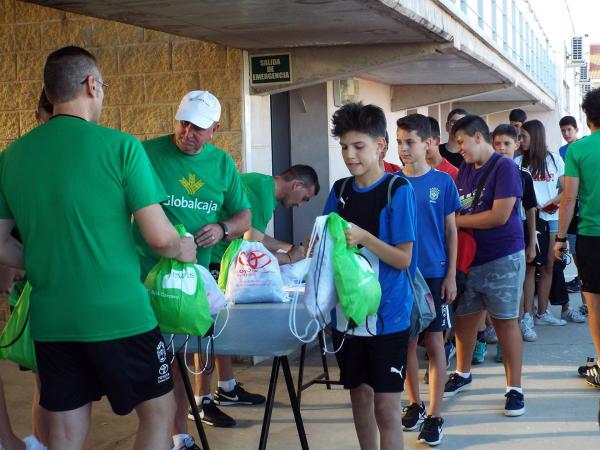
506, 386, 523, 394
172, 434, 191, 449
194, 393, 212, 405
455, 371, 471, 379
218, 378, 237, 392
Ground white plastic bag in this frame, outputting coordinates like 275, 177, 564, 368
281, 258, 311, 288
197, 265, 228, 315
303, 215, 337, 323
225, 241, 286, 303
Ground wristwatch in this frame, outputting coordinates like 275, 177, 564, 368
555, 235, 567, 243
218, 222, 229, 239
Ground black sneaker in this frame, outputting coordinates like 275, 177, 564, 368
443, 373, 472, 398
188, 398, 236, 427
566, 277, 581, 293
418, 416, 444, 446
402, 402, 426, 431
214, 382, 266, 406
504, 389, 525, 416
586, 371, 600, 389
578, 358, 598, 378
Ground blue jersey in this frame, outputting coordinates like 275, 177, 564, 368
559, 144, 568, 161
323, 173, 417, 335
401, 169, 460, 278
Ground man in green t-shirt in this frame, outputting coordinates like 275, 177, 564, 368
132, 90, 252, 446
0, 46, 197, 450
555, 87, 600, 389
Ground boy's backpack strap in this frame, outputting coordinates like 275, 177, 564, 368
386, 174, 408, 216
336, 176, 353, 210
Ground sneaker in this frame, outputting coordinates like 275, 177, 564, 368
214, 383, 266, 406
504, 389, 525, 416
472, 339, 487, 364
495, 343, 503, 363
561, 307, 586, 323
566, 277, 581, 293
534, 311, 567, 326
189, 398, 236, 427
579, 304, 589, 316
578, 359, 599, 378
522, 312, 534, 329
586, 371, 600, 389
23, 436, 47, 450
520, 320, 538, 342
443, 373, 472, 398
402, 401, 426, 431
444, 340, 456, 365
483, 325, 498, 344
175, 435, 202, 450
418, 415, 444, 446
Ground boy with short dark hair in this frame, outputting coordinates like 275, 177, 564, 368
439, 108, 469, 168
397, 114, 460, 446
509, 109, 527, 137
324, 102, 416, 450
558, 115, 579, 161
443, 115, 526, 417
492, 124, 538, 346
426, 117, 458, 181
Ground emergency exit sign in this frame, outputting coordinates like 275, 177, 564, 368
250, 54, 292, 85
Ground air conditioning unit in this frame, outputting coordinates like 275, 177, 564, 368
571, 36, 584, 62
582, 83, 592, 95
580, 63, 590, 82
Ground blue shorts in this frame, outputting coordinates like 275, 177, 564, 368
547, 220, 558, 233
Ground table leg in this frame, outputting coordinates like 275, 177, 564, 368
258, 357, 281, 450
318, 332, 332, 389
175, 352, 210, 450
297, 344, 307, 404
281, 356, 309, 450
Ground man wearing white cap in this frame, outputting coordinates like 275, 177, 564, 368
133, 91, 254, 450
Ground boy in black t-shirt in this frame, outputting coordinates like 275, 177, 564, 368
492, 125, 538, 345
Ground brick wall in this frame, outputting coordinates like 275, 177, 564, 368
0, 0, 244, 166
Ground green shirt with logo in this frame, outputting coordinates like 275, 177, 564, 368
134, 135, 250, 276
0, 116, 166, 342
564, 130, 600, 236
211, 172, 277, 264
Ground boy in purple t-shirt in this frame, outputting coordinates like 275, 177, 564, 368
443, 115, 526, 417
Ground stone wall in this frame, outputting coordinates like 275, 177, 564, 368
0, 0, 244, 165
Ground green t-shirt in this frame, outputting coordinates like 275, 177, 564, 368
0, 116, 166, 342
565, 130, 600, 236
210, 172, 277, 264
134, 135, 250, 276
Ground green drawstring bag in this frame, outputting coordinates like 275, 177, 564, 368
217, 238, 243, 293
0, 281, 36, 370
328, 213, 382, 328
144, 224, 213, 336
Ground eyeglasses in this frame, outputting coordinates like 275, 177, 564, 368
80, 76, 109, 89
180, 120, 210, 132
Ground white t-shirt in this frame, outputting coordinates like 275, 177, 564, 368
515, 152, 564, 221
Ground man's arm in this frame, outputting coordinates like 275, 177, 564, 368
133, 204, 196, 262
195, 209, 250, 249
0, 219, 23, 270
441, 212, 457, 304
456, 197, 516, 229
554, 175, 579, 260
243, 229, 302, 265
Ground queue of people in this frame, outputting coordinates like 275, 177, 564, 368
0, 44, 598, 450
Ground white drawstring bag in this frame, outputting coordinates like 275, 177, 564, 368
224, 241, 286, 303
197, 264, 228, 315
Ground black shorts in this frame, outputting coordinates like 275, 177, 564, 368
576, 235, 600, 294
332, 328, 409, 393
423, 278, 448, 333
35, 327, 173, 415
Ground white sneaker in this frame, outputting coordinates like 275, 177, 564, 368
520, 320, 538, 341
535, 311, 567, 326
523, 312, 534, 329
23, 436, 47, 450
561, 307, 586, 323
483, 325, 498, 344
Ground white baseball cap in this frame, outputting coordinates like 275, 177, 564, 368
175, 90, 221, 129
